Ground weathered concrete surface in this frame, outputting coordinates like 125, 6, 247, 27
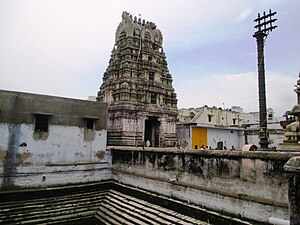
0, 90, 111, 190
284, 156, 300, 225
111, 147, 300, 224
0, 181, 110, 225
0, 89, 107, 129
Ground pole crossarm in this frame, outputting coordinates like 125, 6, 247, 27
253, 9, 277, 36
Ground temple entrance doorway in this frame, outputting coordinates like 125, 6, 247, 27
144, 117, 160, 147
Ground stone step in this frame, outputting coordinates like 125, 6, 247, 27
1, 204, 96, 225
98, 201, 151, 225
107, 190, 205, 224
17, 211, 94, 225
0, 189, 107, 225
0, 180, 112, 203
44, 213, 100, 225
101, 198, 162, 224
0, 194, 104, 218
0, 192, 105, 216
95, 213, 111, 225
0, 189, 107, 210
96, 190, 208, 225
97, 204, 136, 225
102, 196, 170, 224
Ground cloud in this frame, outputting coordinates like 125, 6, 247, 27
0, 0, 298, 118
237, 7, 253, 22
266, 72, 296, 115
175, 71, 295, 116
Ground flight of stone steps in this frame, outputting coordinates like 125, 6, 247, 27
96, 189, 209, 225
0, 188, 209, 225
0, 181, 253, 225
0, 184, 108, 225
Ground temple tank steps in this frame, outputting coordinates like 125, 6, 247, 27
0, 188, 107, 224
96, 189, 208, 225
0, 181, 254, 225
0, 181, 111, 225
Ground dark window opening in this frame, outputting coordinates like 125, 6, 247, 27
149, 72, 155, 80
35, 114, 50, 132
83, 117, 99, 130
151, 93, 157, 104
233, 118, 236, 125
268, 113, 273, 119
86, 119, 95, 130
208, 115, 212, 122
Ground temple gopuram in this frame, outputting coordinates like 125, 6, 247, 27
97, 11, 178, 147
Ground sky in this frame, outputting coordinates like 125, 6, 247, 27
0, 0, 299, 116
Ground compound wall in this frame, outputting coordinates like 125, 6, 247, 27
111, 147, 300, 224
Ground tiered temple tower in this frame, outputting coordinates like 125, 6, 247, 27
97, 12, 178, 147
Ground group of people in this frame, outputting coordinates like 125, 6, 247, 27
194, 145, 208, 150
194, 145, 236, 150
144, 139, 236, 150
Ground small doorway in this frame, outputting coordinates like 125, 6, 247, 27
144, 117, 160, 147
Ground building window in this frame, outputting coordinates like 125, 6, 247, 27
149, 72, 155, 81
268, 113, 273, 120
83, 117, 99, 130
208, 115, 212, 122
86, 119, 94, 129
233, 118, 236, 125
151, 93, 157, 104
34, 114, 51, 132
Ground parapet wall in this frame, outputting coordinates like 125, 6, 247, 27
111, 147, 300, 224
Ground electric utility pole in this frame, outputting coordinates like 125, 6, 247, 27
253, 9, 277, 149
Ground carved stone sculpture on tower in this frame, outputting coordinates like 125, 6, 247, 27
97, 11, 178, 147
280, 72, 300, 151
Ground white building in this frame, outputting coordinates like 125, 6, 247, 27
0, 90, 110, 189
177, 105, 285, 150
